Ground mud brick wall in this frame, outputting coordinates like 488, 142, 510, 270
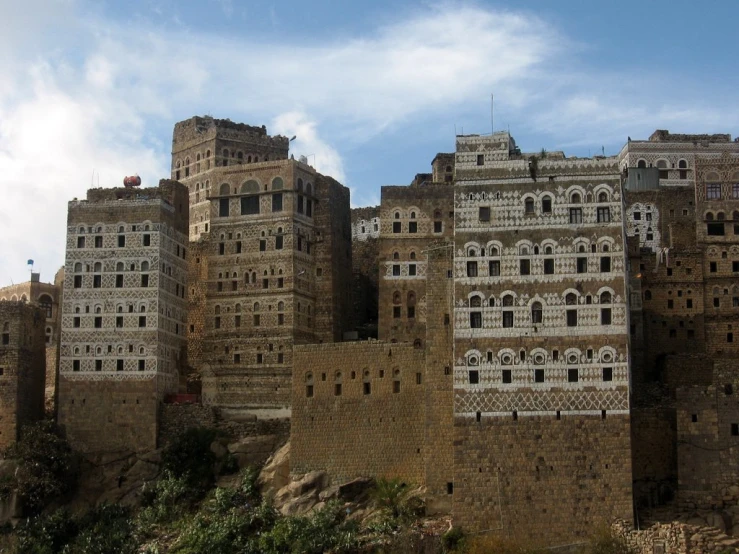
350, 238, 379, 334
57, 376, 159, 453
452, 415, 634, 545
291, 342, 427, 485
158, 403, 218, 445
0, 303, 46, 449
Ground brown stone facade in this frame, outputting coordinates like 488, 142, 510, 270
0, 302, 46, 449
58, 180, 189, 453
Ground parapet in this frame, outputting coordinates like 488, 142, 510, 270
649, 130, 732, 143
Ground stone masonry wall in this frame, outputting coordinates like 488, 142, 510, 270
453, 415, 634, 545
291, 342, 427, 485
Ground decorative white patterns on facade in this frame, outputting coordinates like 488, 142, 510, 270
454, 389, 629, 414
352, 218, 381, 241
383, 262, 427, 280
625, 203, 661, 251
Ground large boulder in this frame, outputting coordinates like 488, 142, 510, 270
273, 470, 329, 516
258, 442, 290, 499
228, 435, 277, 468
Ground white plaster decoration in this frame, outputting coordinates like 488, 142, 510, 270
625, 203, 661, 251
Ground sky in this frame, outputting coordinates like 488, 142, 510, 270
1, 0, 738, 285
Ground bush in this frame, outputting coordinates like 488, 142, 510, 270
137, 471, 191, 525
584, 526, 634, 554
161, 428, 217, 494
370, 478, 424, 524
441, 526, 465, 551
258, 501, 360, 554
5, 421, 78, 515
15, 509, 77, 554
64, 504, 136, 554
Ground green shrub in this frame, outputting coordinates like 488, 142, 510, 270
258, 500, 360, 554
5, 421, 78, 515
15, 509, 77, 554
161, 428, 217, 493
370, 478, 424, 524
441, 526, 465, 551
64, 504, 136, 554
137, 471, 190, 525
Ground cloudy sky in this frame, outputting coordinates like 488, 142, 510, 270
1, 0, 738, 285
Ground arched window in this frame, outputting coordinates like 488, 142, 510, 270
277, 301, 284, 311
524, 198, 535, 214
241, 180, 259, 194
531, 302, 543, 323
410, 211, 416, 219
637, 159, 647, 168
502, 295, 514, 307
571, 192, 581, 204
644, 290, 652, 301
717, 212, 725, 221
407, 291, 416, 306
93, 262, 102, 272
566, 293, 577, 305
253, 302, 260, 312
393, 252, 399, 260
600, 291, 612, 304
222, 148, 229, 160
272, 177, 284, 190
38, 294, 53, 318
598, 191, 609, 202
141, 261, 149, 271
393, 292, 401, 305
410, 251, 416, 260
706, 212, 715, 222
235, 303, 242, 313
394, 212, 400, 220
470, 295, 482, 308
74, 262, 83, 273
219, 183, 230, 196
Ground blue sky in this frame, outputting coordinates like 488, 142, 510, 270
1, 0, 738, 284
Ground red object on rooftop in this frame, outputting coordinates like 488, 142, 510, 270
123, 175, 142, 188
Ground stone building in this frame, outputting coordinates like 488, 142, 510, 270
189, 155, 352, 409
0, 270, 64, 406
451, 132, 633, 541
57, 180, 189, 453
619, 130, 739, 509
350, 206, 380, 338
171, 116, 289, 240
0, 302, 46, 449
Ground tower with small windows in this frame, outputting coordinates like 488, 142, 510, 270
171, 116, 290, 240
58, 180, 189, 453
451, 133, 633, 542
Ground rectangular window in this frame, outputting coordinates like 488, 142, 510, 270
94, 316, 102, 328
597, 207, 611, 223
118, 235, 125, 247
272, 193, 283, 212
259, 239, 266, 252
520, 259, 530, 276
306, 385, 314, 398
708, 223, 725, 236
235, 315, 241, 328
77, 236, 85, 248
219, 198, 229, 217
214, 317, 221, 329
408, 306, 415, 318
393, 222, 401, 233
569, 208, 582, 224
477, 154, 484, 166
363, 382, 371, 395
217, 282, 223, 292
468, 370, 479, 384
143, 234, 150, 246
393, 306, 401, 318
601, 308, 612, 325
297, 195, 304, 214
489, 260, 500, 276
277, 313, 284, 325
219, 242, 225, 255
392, 264, 400, 276
139, 316, 146, 327
733, 423, 739, 436
710, 262, 718, 273
408, 221, 417, 233
667, 299, 674, 309
408, 264, 417, 276
733, 261, 739, 272
567, 310, 577, 327
479, 207, 491, 222
393, 381, 401, 393
434, 221, 442, 233
141, 274, 149, 287
577, 257, 587, 273
116, 316, 123, 328
94, 236, 103, 248
278, 278, 284, 288
542, 197, 552, 213
466, 261, 478, 277
117, 359, 124, 372
138, 360, 146, 371
257, 353, 263, 364
470, 312, 482, 328
253, 314, 260, 326
334, 383, 342, 396
262, 278, 269, 289
706, 183, 721, 199
534, 369, 544, 383
600, 256, 611, 272
502, 311, 513, 328
544, 259, 554, 274
603, 367, 613, 382
568, 368, 579, 383
93, 275, 101, 288
72, 360, 80, 371
74, 275, 82, 288
275, 235, 283, 249
94, 359, 102, 372
687, 299, 693, 308
502, 370, 512, 384
241, 195, 260, 215
73, 316, 81, 328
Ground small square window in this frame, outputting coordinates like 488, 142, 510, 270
408, 222, 417, 233
393, 222, 401, 233
468, 370, 479, 384
502, 369, 512, 384
534, 369, 544, 383
603, 367, 613, 382
479, 207, 490, 222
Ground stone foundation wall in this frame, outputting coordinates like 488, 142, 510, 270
291, 342, 426, 485
452, 415, 634, 544
631, 407, 677, 508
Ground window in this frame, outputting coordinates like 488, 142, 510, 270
408, 222, 417, 233
77, 236, 85, 248
567, 310, 577, 326
392, 221, 401, 233
272, 193, 283, 212
577, 257, 587, 273
520, 259, 530, 276
94, 316, 102, 328
733, 184, 739, 199
569, 208, 582, 224
219, 198, 229, 217
531, 302, 543, 324
600, 257, 611, 272
503, 311, 514, 328
706, 183, 721, 200
489, 260, 500, 277
534, 369, 544, 383
479, 207, 490, 222
73, 316, 80, 328
710, 262, 718, 273
524, 198, 535, 214
502, 370, 512, 384
118, 235, 125, 247
392, 264, 401, 276
601, 308, 612, 325
139, 316, 146, 327
256, 353, 263, 364
142, 234, 151, 247
477, 154, 484, 166
470, 312, 482, 328
568, 368, 579, 383
139, 360, 146, 371
544, 259, 554, 274
542, 196, 552, 213
253, 314, 260, 326
468, 370, 479, 384
434, 221, 442, 233
708, 223, 725, 236
94, 235, 103, 248
597, 207, 610, 223
241, 195, 259, 215
408, 264, 416, 276
117, 359, 124, 372
262, 278, 269, 289
92, 274, 101, 288
466, 261, 478, 277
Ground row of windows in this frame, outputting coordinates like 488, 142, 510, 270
215, 301, 287, 313
305, 369, 422, 397
704, 181, 739, 200
71, 359, 148, 372
466, 367, 614, 385
71, 344, 147, 356
231, 352, 285, 365
465, 256, 612, 277
464, 347, 616, 367
175, 150, 277, 179
464, 291, 613, 308
218, 193, 291, 217
468, 305, 613, 328
214, 314, 287, 328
